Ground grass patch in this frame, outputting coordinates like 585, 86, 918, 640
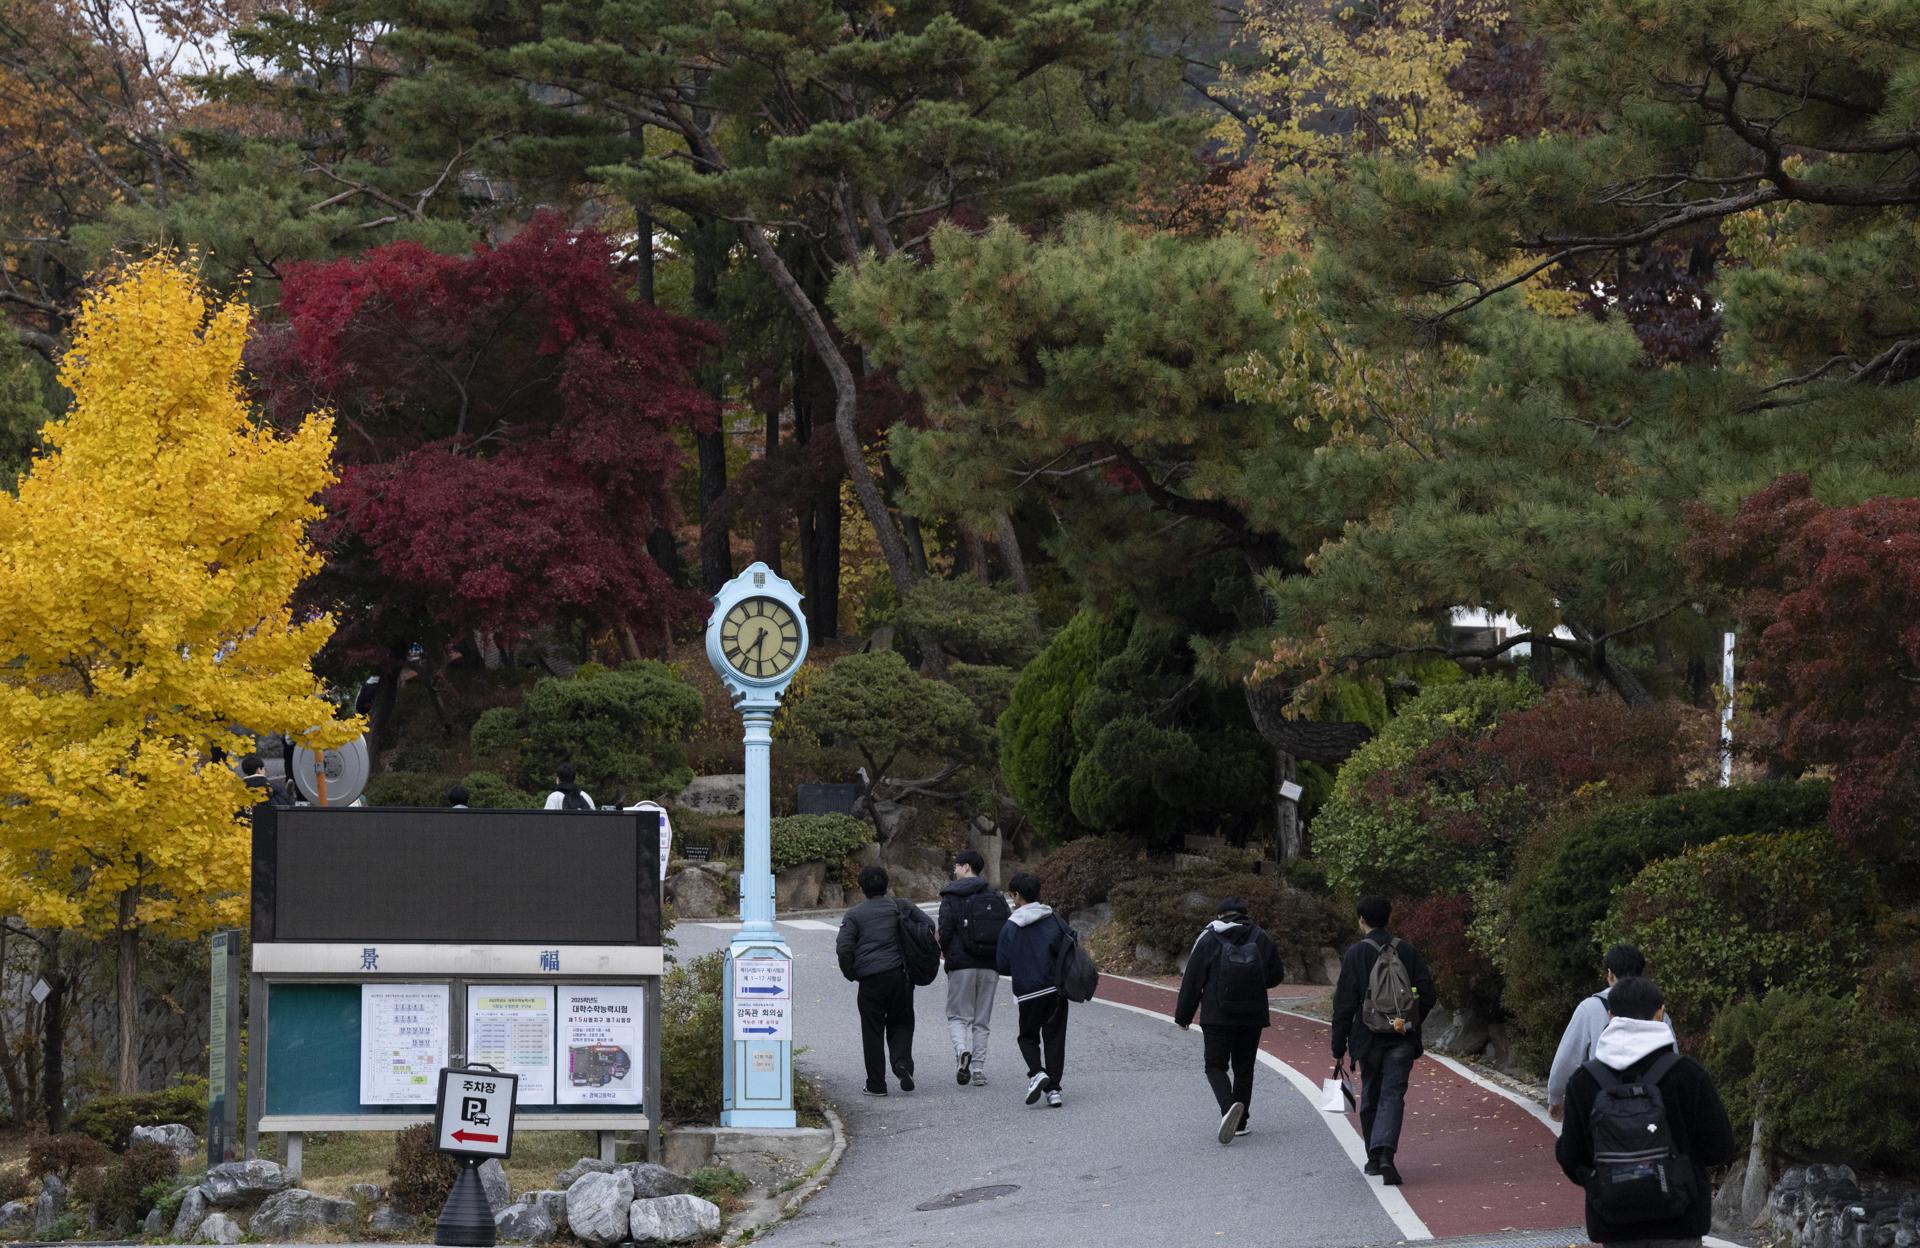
263, 1130, 600, 1200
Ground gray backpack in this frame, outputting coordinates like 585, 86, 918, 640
1361, 937, 1418, 1033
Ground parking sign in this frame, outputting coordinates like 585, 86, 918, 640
433, 1066, 519, 1160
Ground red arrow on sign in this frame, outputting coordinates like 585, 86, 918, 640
451, 1130, 499, 1144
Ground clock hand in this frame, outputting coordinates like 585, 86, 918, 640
752, 628, 769, 658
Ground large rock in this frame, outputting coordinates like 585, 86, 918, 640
1428, 1006, 1493, 1058
495, 1200, 558, 1245
479, 1158, 512, 1213
524, 1189, 569, 1225
0, 1199, 33, 1239
565, 1169, 633, 1245
860, 797, 917, 843
677, 775, 744, 815
203, 1159, 292, 1207
172, 1186, 210, 1239
627, 1194, 720, 1244
34, 1175, 67, 1234
665, 866, 732, 919
130, 1123, 199, 1159
622, 1163, 694, 1200
775, 861, 828, 911
369, 1204, 414, 1235
195, 1212, 243, 1245
248, 1188, 357, 1239
348, 1182, 385, 1206
555, 1157, 617, 1188
142, 1206, 165, 1238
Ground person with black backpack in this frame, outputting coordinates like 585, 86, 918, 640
1174, 897, 1285, 1144
995, 872, 1072, 1109
239, 753, 295, 808
836, 865, 935, 1095
1331, 895, 1438, 1186
1556, 975, 1735, 1247
938, 849, 1008, 1088
544, 762, 595, 810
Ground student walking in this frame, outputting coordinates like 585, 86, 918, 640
938, 850, 1008, 1088
1555, 975, 1736, 1247
996, 872, 1069, 1108
1174, 897, 1285, 1144
836, 865, 932, 1095
1548, 944, 1677, 1122
1331, 895, 1438, 1186
544, 762, 594, 810
239, 753, 295, 807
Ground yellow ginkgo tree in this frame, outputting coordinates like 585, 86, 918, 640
0, 258, 358, 1092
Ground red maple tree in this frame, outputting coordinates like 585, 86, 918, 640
250, 214, 719, 659
1684, 474, 1920, 862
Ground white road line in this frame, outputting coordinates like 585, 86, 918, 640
1088, 994, 1434, 1242
782, 919, 838, 931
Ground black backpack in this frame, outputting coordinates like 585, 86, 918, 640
1583, 1053, 1693, 1223
1052, 921, 1100, 1003
895, 902, 941, 987
1214, 932, 1269, 1010
958, 890, 1011, 960
560, 788, 592, 811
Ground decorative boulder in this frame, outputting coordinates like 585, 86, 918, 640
676, 774, 744, 815
195, 1212, 243, 1245
623, 1163, 694, 1200
130, 1124, 199, 1159
369, 1203, 415, 1234
479, 1159, 512, 1213
348, 1182, 385, 1206
172, 1186, 210, 1239
494, 1199, 558, 1245
142, 1207, 165, 1238
664, 867, 730, 919
248, 1188, 357, 1239
627, 1195, 721, 1244
775, 861, 828, 911
565, 1170, 634, 1246
203, 1159, 292, 1207
33, 1175, 67, 1234
555, 1157, 617, 1188
0, 1200, 33, 1239
524, 1189, 569, 1225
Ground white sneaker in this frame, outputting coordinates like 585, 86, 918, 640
1025, 1072, 1047, 1105
971, 1068, 988, 1088
1218, 1102, 1245, 1145
1046, 1089, 1063, 1108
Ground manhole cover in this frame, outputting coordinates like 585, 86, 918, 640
913, 1184, 1021, 1212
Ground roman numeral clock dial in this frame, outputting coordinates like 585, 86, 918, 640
719, 597, 802, 681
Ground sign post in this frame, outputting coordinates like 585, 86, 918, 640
705, 562, 808, 1129
432, 1065, 518, 1247
207, 931, 241, 1167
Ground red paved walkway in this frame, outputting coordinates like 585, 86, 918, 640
1094, 975, 1587, 1241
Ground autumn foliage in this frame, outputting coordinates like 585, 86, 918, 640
250, 214, 720, 651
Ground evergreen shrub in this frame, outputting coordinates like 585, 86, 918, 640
1034, 836, 1147, 918
769, 814, 872, 874
387, 1123, 457, 1214
74, 1141, 177, 1230
69, 1082, 207, 1150
661, 953, 725, 1124
999, 612, 1126, 843
1109, 868, 1348, 975
470, 661, 704, 798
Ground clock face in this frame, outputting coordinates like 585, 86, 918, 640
719, 597, 802, 681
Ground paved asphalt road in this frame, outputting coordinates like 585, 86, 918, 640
676, 914, 1405, 1248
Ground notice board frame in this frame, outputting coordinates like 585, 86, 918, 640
246, 806, 665, 1170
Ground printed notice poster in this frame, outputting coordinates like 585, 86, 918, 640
557, 985, 645, 1106
467, 985, 555, 1105
360, 983, 449, 1105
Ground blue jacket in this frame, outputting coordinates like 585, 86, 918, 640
996, 902, 1066, 1002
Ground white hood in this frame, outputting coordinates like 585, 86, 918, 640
1009, 902, 1055, 927
1207, 918, 1247, 935
1592, 1016, 1678, 1071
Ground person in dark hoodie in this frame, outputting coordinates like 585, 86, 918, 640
836, 865, 932, 1095
938, 849, 1008, 1088
1556, 975, 1735, 1247
1174, 897, 1285, 1144
995, 872, 1070, 1109
1331, 895, 1438, 1186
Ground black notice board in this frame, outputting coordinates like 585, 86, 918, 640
252, 807, 661, 946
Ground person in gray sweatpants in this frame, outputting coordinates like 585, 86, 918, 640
936, 850, 1009, 1087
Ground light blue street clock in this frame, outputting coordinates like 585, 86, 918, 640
705, 563, 808, 1129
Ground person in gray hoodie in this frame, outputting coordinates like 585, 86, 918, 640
1174, 898, 1285, 1144
1548, 944, 1677, 1121
995, 872, 1070, 1108
937, 850, 1008, 1088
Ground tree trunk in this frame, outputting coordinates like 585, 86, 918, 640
994, 511, 1030, 594
0, 928, 24, 1118
1274, 746, 1302, 861
692, 216, 733, 592
880, 453, 930, 579
1529, 636, 1556, 689
115, 886, 140, 1093
1739, 1108, 1771, 1225
801, 478, 842, 640
42, 941, 66, 1132
756, 406, 783, 573
963, 530, 990, 583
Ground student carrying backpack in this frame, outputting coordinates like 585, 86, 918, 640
1331, 895, 1438, 1186
1175, 898, 1285, 1144
938, 851, 1008, 1087
1556, 975, 1735, 1246
545, 762, 595, 810
996, 872, 1073, 1109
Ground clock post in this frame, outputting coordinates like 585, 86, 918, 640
705, 562, 808, 1128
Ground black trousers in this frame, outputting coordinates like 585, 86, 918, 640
1359, 1039, 1418, 1154
1202, 1023, 1262, 1119
857, 970, 914, 1089
1016, 994, 1069, 1089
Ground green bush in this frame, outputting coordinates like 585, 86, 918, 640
1109, 867, 1349, 975
460, 770, 539, 808
688, 1165, 750, 1203
74, 1141, 177, 1231
1000, 611, 1127, 843
27, 1133, 112, 1180
1604, 828, 1875, 1037
68, 1081, 208, 1150
897, 578, 1042, 666
387, 1123, 458, 1214
661, 953, 725, 1125
363, 770, 453, 808
769, 814, 873, 875
470, 661, 705, 798
1503, 780, 1832, 1063
1034, 836, 1148, 917
947, 662, 1019, 726
1708, 992, 1920, 1170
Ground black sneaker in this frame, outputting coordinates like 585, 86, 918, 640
1378, 1153, 1402, 1186
1234, 1117, 1251, 1138
863, 1085, 888, 1097
1364, 1148, 1383, 1176
1025, 1072, 1047, 1105
958, 1052, 972, 1086
897, 1072, 915, 1092
1218, 1103, 1245, 1145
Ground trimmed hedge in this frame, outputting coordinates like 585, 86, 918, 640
1603, 828, 1875, 1036
661, 952, 725, 1124
1502, 780, 1830, 1064
68, 1081, 207, 1150
999, 611, 1127, 843
1109, 867, 1348, 975
470, 660, 704, 799
769, 814, 872, 875
1034, 836, 1148, 918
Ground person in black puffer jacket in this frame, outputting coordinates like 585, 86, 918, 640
937, 850, 1008, 1088
1175, 898, 1284, 1144
836, 865, 929, 1095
